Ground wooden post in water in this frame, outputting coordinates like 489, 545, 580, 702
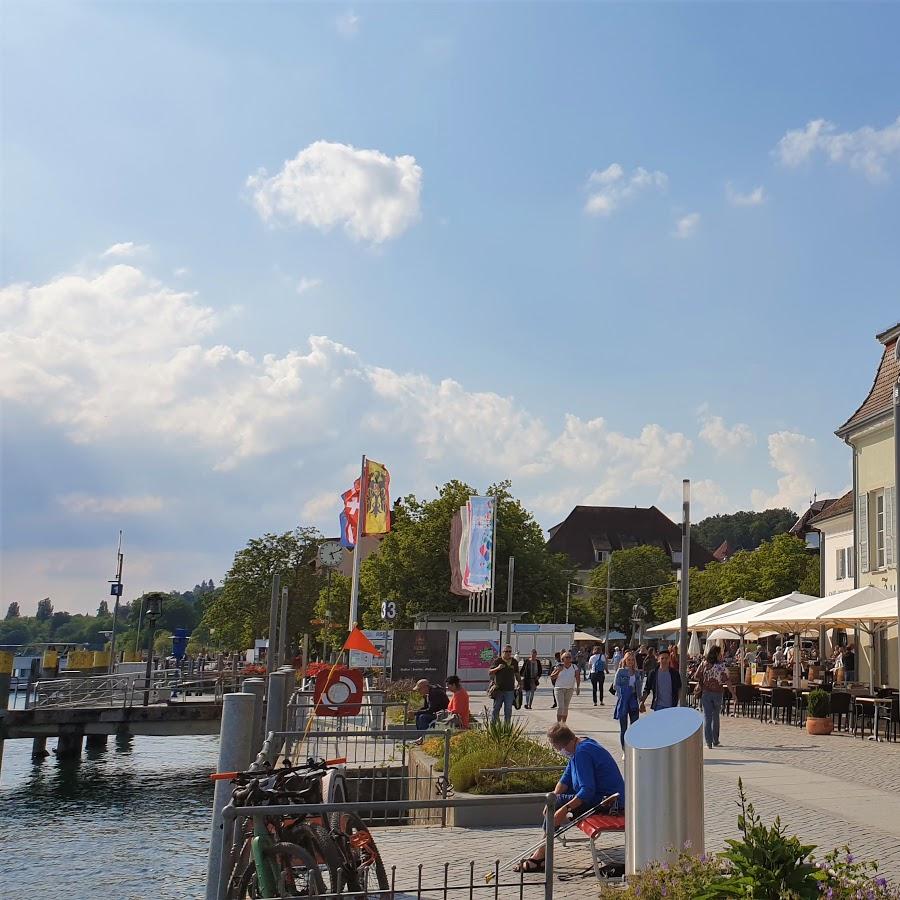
0, 651, 12, 779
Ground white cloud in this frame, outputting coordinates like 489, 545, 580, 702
673, 212, 700, 239
726, 183, 766, 207
301, 491, 342, 521
775, 116, 900, 181
102, 241, 147, 258
750, 431, 833, 512
58, 493, 165, 515
247, 141, 422, 243
296, 276, 323, 296
698, 411, 755, 454
584, 163, 667, 216
335, 10, 360, 38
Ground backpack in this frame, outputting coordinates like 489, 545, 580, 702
592, 654, 606, 674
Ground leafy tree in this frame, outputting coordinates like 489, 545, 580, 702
692, 508, 797, 553
587, 546, 676, 636
357, 480, 574, 629
652, 533, 819, 622
35, 597, 53, 621
5, 602, 20, 620
153, 629, 174, 656
198, 526, 324, 650
97, 599, 109, 617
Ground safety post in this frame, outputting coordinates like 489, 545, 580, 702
241, 677, 266, 760
205, 692, 256, 900
0, 651, 12, 778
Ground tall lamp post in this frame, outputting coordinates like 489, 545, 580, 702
142, 594, 162, 707
893, 340, 900, 692
564, 581, 582, 624
679, 479, 691, 706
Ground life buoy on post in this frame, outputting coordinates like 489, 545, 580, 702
313, 666, 364, 717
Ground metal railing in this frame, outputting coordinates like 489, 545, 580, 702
27, 669, 245, 709
287, 690, 407, 734
215, 794, 557, 900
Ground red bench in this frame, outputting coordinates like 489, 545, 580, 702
560, 810, 626, 880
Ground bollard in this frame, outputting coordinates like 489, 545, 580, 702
624, 706, 704, 875
0, 650, 12, 779
205, 692, 256, 900
242, 677, 266, 760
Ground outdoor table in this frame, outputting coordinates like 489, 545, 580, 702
855, 696, 893, 742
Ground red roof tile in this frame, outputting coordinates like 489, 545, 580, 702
836, 323, 900, 437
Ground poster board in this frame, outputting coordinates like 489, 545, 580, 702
391, 629, 449, 684
455, 630, 501, 689
348, 629, 391, 669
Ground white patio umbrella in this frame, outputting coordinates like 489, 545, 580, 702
703, 591, 819, 684
688, 630, 702, 657
817, 587, 896, 693
645, 597, 755, 635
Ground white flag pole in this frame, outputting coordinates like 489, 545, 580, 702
348, 454, 367, 631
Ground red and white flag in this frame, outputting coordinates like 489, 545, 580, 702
340, 479, 361, 549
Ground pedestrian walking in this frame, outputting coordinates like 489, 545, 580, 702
611, 646, 622, 671
640, 649, 681, 711
694, 645, 731, 749
612, 650, 643, 751
520, 649, 543, 709
587, 644, 607, 706
550, 651, 561, 708
550, 651, 580, 723
488, 644, 520, 723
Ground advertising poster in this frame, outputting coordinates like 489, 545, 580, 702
348, 629, 391, 669
464, 496, 494, 591
457, 638, 499, 669
391, 629, 449, 683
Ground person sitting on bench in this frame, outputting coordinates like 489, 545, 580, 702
514, 723, 624, 872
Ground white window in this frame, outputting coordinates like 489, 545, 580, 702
595, 549, 610, 563
876, 491, 886, 569
847, 546, 854, 579
836, 547, 846, 581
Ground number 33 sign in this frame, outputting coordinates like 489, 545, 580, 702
380, 601, 397, 620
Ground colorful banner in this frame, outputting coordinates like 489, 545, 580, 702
457, 639, 499, 669
449, 507, 467, 596
363, 460, 391, 535
463, 496, 494, 591
340, 479, 360, 549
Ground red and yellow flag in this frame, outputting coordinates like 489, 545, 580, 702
363, 460, 391, 535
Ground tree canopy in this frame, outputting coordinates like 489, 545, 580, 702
652, 533, 819, 623
5, 602, 20, 620
692, 508, 797, 553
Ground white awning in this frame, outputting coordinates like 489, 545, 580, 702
645, 597, 755, 635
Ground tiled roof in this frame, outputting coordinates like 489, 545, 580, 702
712, 540, 735, 561
836, 323, 900, 437
790, 498, 837, 535
809, 490, 853, 525
545, 505, 716, 570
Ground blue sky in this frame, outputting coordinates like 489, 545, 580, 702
2, 2, 898, 613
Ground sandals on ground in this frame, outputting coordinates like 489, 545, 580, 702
513, 857, 545, 873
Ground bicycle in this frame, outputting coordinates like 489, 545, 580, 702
219, 757, 388, 899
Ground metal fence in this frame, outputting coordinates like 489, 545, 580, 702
214, 795, 557, 900
287, 690, 408, 735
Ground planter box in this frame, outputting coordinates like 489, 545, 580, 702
806, 716, 833, 736
408, 746, 548, 828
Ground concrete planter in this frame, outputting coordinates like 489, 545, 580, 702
408, 746, 547, 828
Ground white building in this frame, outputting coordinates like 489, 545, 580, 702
809, 490, 854, 596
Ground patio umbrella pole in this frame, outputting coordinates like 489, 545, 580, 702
794, 630, 801, 689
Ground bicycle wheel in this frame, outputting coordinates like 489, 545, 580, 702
229, 841, 325, 898
331, 812, 389, 896
285, 821, 348, 895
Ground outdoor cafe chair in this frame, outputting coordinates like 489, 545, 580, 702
853, 697, 876, 739
733, 683, 759, 718
829, 690, 852, 732
770, 687, 795, 725
879, 696, 900, 743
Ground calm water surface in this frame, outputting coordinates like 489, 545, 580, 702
0, 715, 219, 899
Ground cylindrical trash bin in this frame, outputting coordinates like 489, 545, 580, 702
624, 706, 704, 875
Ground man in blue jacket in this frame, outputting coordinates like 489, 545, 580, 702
640, 649, 683, 711
514, 723, 624, 872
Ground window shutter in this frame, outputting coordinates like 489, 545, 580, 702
835, 548, 844, 580
886, 485, 896, 568
858, 492, 869, 574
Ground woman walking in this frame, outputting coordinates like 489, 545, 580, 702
612, 650, 643, 751
550, 651, 580, 723
695, 645, 730, 749
520, 649, 543, 709
587, 644, 607, 706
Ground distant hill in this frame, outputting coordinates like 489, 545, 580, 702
692, 508, 797, 554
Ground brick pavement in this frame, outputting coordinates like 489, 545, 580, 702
373, 687, 900, 893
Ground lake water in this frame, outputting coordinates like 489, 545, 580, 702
0, 725, 219, 899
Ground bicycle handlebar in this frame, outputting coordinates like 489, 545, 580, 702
210, 756, 346, 782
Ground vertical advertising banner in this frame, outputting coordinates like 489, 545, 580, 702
391, 629, 449, 684
463, 496, 494, 591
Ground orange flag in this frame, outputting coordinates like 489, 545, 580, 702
343, 626, 383, 657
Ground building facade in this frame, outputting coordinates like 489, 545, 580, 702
809, 491, 854, 596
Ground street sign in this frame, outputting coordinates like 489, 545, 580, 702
110, 583, 123, 596
380, 600, 397, 621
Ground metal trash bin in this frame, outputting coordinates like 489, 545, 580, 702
624, 706, 704, 875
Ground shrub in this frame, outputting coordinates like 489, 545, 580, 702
807, 688, 830, 719
597, 851, 723, 899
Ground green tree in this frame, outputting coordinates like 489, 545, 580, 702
35, 597, 53, 621
588, 546, 676, 636
97, 599, 109, 617
692, 508, 797, 553
5, 602, 20, 619
652, 533, 819, 623
198, 527, 323, 650
357, 480, 573, 629
153, 629, 174, 656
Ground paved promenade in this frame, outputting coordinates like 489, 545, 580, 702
374, 686, 900, 895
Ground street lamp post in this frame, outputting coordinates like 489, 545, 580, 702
323, 608, 333, 661
679, 480, 691, 706
564, 581, 582, 624
893, 357, 900, 691
142, 594, 162, 707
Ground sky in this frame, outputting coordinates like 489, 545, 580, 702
2, 2, 899, 615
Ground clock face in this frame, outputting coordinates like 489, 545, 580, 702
318, 541, 344, 568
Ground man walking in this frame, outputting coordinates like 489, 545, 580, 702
520, 649, 543, 709
640, 649, 682, 712
587, 644, 607, 706
489, 644, 520, 723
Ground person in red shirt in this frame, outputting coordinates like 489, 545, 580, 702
445, 675, 470, 729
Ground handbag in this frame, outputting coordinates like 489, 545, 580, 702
488, 682, 498, 700
608, 683, 616, 696
513, 688, 523, 709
